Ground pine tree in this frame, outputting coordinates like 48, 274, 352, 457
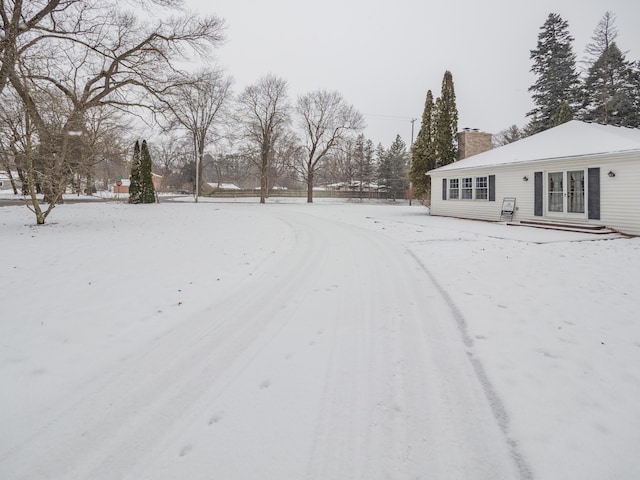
386, 134, 408, 200
582, 42, 636, 126
551, 101, 573, 126
353, 134, 375, 196
140, 140, 156, 203
580, 12, 638, 126
376, 142, 391, 193
434, 71, 458, 167
128, 140, 142, 204
410, 90, 436, 199
629, 61, 640, 127
363, 138, 375, 187
494, 124, 523, 146
527, 13, 580, 134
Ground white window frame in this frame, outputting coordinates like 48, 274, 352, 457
475, 176, 488, 200
448, 178, 459, 199
446, 175, 490, 201
461, 177, 473, 199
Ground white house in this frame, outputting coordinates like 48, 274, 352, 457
427, 121, 640, 236
206, 182, 241, 191
0, 171, 21, 191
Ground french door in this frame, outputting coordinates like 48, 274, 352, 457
547, 170, 585, 217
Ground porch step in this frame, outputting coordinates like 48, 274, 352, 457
509, 220, 619, 235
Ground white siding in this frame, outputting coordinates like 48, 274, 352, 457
429, 151, 640, 236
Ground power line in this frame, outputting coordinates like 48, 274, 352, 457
362, 113, 416, 121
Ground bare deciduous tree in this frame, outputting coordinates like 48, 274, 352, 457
295, 90, 364, 203
0, 0, 71, 96
236, 74, 291, 203
0, 89, 28, 194
160, 68, 232, 200
151, 135, 189, 192
3, 0, 226, 222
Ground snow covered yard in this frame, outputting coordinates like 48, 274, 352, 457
1, 199, 639, 479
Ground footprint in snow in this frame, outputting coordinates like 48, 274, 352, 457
208, 412, 224, 426
179, 444, 193, 457
260, 379, 271, 390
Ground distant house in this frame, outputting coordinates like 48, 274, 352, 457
326, 181, 381, 192
0, 171, 21, 191
205, 182, 241, 192
151, 173, 163, 191
111, 178, 131, 194
110, 174, 162, 194
428, 121, 640, 236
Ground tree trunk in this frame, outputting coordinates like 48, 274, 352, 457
307, 166, 313, 203
3, 166, 18, 194
260, 148, 269, 204
260, 170, 267, 204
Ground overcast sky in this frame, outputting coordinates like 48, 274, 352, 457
183, 0, 640, 148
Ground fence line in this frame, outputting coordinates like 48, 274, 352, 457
204, 189, 406, 200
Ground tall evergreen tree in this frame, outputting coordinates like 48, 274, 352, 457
527, 13, 580, 134
410, 89, 436, 199
128, 140, 142, 204
377, 135, 408, 201
629, 61, 640, 127
140, 140, 156, 203
580, 12, 638, 126
353, 134, 375, 196
582, 42, 637, 126
493, 124, 523, 146
551, 101, 574, 126
363, 138, 376, 186
434, 71, 458, 167
375, 142, 390, 192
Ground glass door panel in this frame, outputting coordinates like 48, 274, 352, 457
548, 172, 563, 212
567, 170, 585, 213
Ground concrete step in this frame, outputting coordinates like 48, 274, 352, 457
509, 220, 619, 234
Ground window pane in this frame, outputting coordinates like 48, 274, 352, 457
548, 172, 563, 212
449, 179, 459, 199
475, 176, 488, 200
462, 177, 472, 199
567, 170, 584, 213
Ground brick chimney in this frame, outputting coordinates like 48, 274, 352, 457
457, 128, 492, 160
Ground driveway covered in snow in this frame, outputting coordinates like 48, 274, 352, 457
1, 200, 638, 479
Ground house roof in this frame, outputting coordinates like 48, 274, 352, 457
207, 182, 240, 190
429, 121, 640, 174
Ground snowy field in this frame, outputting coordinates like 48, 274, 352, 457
1, 198, 639, 480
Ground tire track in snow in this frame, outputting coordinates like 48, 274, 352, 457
405, 248, 534, 480
2, 204, 534, 479
0, 211, 330, 480
288, 209, 528, 479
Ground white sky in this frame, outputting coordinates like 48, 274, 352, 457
182, 0, 640, 148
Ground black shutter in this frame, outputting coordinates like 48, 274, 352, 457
442, 178, 447, 200
588, 168, 600, 220
488, 175, 495, 201
534, 171, 543, 216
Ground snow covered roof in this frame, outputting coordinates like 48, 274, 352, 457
207, 182, 240, 190
0, 171, 19, 180
429, 121, 640, 174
